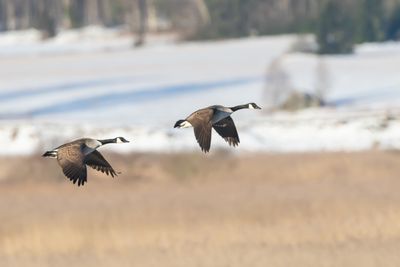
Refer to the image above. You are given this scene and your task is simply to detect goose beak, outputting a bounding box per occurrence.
[174,120,184,128]
[252,103,262,109]
[42,151,57,158]
[117,137,130,143]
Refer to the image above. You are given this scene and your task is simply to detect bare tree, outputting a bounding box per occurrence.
[193,0,210,25]
[134,0,148,47]
[36,0,59,38]
[263,54,292,110]
[85,0,100,25]
[314,56,331,105]
[98,0,113,26]
[5,0,16,30]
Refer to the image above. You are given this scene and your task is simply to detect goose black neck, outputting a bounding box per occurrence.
[98,138,116,145]
[230,104,249,112]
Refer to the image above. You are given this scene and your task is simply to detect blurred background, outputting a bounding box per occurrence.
[1,0,400,266]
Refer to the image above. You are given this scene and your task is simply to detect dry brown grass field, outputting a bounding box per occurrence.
[0,151,400,266]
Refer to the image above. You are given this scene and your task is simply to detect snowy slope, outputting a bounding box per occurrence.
[0,29,400,154]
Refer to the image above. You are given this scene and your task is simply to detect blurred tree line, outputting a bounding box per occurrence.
[1,0,400,53]
[316,0,389,54]
[0,0,209,39]
[199,0,400,54]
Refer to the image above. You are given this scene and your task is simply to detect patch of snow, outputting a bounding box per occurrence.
[0,28,43,45]
[0,32,399,154]
[1,108,400,155]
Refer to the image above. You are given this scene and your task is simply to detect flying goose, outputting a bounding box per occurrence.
[42,137,129,186]
[174,103,261,153]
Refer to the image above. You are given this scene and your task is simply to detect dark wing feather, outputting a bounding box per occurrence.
[187,108,214,153]
[57,144,87,186]
[193,122,212,153]
[212,116,240,147]
[84,150,118,178]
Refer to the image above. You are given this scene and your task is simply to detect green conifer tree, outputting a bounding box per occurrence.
[316,1,355,54]
[358,0,385,42]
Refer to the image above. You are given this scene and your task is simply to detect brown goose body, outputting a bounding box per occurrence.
[174,103,261,153]
[43,137,129,186]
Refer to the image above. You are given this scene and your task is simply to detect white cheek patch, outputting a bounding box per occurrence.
[181,121,193,128]
[116,138,122,143]
[249,104,255,109]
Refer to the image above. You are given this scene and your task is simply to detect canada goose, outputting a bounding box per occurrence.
[42,137,129,186]
[174,103,261,153]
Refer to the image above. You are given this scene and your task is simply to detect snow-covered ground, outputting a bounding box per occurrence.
[0,28,400,155]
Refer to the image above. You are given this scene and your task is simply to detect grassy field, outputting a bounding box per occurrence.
[0,151,400,266]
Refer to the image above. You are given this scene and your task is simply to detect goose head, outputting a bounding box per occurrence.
[97,137,130,146]
[115,137,130,143]
[248,103,261,109]
[174,120,192,128]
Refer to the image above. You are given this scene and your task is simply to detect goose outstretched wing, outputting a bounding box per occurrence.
[57,143,87,186]
[84,150,118,177]
[212,116,240,147]
[187,108,214,153]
